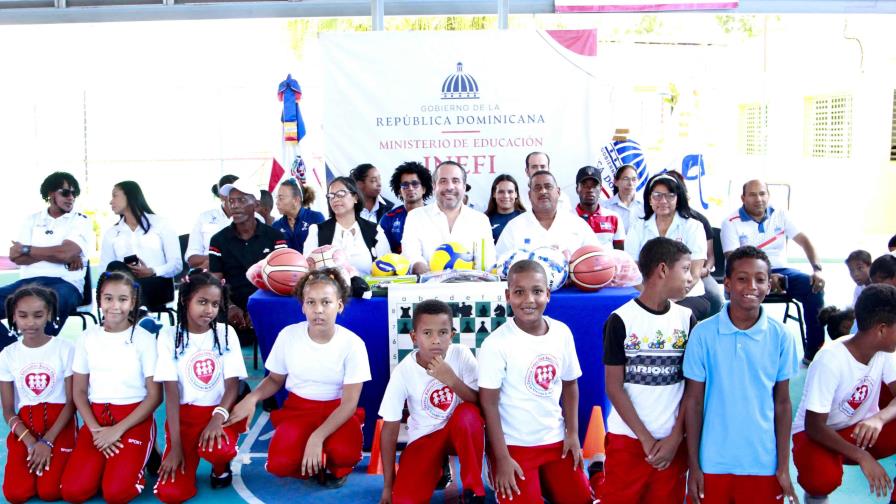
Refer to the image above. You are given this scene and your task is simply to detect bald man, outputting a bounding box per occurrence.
[518,151,573,214]
[720,180,826,362]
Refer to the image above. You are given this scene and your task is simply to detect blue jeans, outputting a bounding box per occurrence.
[0,276,82,349]
[772,267,825,361]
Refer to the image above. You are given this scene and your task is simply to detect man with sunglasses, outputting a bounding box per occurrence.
[0,172,93,348]
[380,161,433,254]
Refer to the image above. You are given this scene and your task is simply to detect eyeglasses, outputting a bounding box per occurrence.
[56,188,77,198]
[399,180,421,189]
[326,190,351,200]
[618,177,638,184]
[650,192,677,202]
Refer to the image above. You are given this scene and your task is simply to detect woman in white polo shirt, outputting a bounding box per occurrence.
[625,174,711,320]
[100,181,182,309]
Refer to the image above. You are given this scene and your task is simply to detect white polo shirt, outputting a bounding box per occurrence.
[495,210,599,258]
[154,324,248,406]
[477,317,582,447]
[304,221,391,276]
[72,325,157,405]
[401,203,496,271]
[100,213,182,278]
[624,213,707,262]
[184,206,230,261]
[601,194,645,233]
[0,338,74,410]
[378,344,479,445]
[18,209,93,291]
[720,207,799,269]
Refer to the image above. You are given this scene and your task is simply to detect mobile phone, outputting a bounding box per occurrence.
[123,254,140,266]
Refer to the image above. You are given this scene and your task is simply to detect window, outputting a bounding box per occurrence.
[804,94,853,159]
[738,103,768,156]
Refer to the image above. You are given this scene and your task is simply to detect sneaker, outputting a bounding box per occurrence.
[435,457,452,489]
[461,489,486,503]
[210,466,233,489]
[321,470,349,489]
[803,493,829,504]
[262,396,279,412]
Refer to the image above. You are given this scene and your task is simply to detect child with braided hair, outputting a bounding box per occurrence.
[60,271,162,504]
[153,270,248,502]
[227,267,371,488]
[0,284,76,503]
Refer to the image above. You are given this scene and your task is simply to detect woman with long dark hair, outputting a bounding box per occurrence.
[485,174,526,243]
[303,177,390,276]
[100,180,181,309]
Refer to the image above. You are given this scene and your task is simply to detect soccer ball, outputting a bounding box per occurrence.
[502,246,569,292]
[371,253,411,277]
[429,242,474,272]
[492,248,529,279]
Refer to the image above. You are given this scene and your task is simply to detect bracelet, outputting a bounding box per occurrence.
[37,438,54,450]
[9,419,21,434]
[212,407,230,422]
[16,429,29,442]
[7,415,20,428]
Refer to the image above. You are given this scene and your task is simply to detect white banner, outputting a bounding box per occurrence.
[555,0,738,13]
[321,31,610,208]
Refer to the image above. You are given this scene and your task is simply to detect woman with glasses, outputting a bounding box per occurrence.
[485,174,526,243]
[601,165,645,233]
[304,177,390,276]
[100,180,182,310]
[625,174,712,320]
[380,162,433,254]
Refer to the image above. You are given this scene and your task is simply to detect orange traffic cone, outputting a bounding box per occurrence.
[582,406,606,460]
[368,419,385,475]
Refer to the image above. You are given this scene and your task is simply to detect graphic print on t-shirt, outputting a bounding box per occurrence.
[623,329,686,386]
[839,376,874,417]
[422,379,456,420]
[21,362,56,399]
[525,354,559,397]
[187,351,221,391]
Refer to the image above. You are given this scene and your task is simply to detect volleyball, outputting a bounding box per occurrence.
[261,248,310,296]
[371,253,411,277]
[569,245,616,292]
[429,242,474,272]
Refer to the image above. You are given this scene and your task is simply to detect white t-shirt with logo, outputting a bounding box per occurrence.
[720,207,800,270]
[154,324,248,406]
[265,322,371,401]
[378,344,479,445]
[477,317,582,447]
[792,336,896,434]
[72,325,157,404]
[0,338,75,410]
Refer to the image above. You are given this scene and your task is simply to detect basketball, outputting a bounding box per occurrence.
[569,245,617,292]
[261,248,310,296]
[372,253,411,276]
[307,245,350,270]
[429,242,474,272]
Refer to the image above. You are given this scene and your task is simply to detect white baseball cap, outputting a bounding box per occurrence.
[218,180,260,199]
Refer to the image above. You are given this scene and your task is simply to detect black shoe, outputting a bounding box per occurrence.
[262,396,279,412]
[321,470,349,489]
[588,460,604,478]
[435,457,452,489]
[210,466,233,489]
[462,489,486,503]
[146,446,162,477]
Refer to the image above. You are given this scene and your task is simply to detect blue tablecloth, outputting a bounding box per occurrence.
[248,285,638,448]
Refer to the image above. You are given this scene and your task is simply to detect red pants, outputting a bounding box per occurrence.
[392,402,486,503]
[488,441,594,504]
[60,402,155,504]
[154,404,248,504]
[688,474,783,504]
[595,432,688,504]
[266,393,364,479]
[3,403,76,504]
[793,421,896,496]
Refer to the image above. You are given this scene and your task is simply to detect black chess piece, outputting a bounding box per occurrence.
[478,304,488,317]
[493,305,506,317]
[462,320,474,333]
[449,303,461,317]
[459,302,473,318]
[476,321,489,337]
[400,306,412,319]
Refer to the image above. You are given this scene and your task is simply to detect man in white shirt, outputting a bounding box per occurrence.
[518,152,573,214]
[496,171,599,258]
[351,163,393,224]
[1,172,93,347]
[401,161,496,274]
[720,179,826,361]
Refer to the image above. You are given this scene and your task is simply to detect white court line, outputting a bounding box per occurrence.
[232,412,270,504]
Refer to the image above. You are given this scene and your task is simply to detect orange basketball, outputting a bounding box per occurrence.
[569,245,616,292]
[261,248,309,296]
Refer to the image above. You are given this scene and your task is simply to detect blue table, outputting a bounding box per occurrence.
[248,285,638,448]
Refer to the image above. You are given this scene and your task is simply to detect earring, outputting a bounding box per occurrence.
[51,318,60,330]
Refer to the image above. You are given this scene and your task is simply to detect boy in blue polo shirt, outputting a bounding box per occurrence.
[683,245,800,504]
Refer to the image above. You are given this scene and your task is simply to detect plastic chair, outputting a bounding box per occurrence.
[70,263,98,330]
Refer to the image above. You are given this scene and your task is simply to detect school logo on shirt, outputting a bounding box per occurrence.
[421,380,456,420]
[187,351,221,391]
[21,363,56,398]
[525,354,560,397]
[839,376,874,417]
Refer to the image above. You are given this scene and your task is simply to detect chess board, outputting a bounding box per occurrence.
[387,282,510,369]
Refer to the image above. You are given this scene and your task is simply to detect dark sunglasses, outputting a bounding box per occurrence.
[56,188,77,198]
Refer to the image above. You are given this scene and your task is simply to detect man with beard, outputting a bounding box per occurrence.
[379,162,433,254]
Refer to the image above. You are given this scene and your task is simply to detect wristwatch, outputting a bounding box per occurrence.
[811,263,823,272]
[21,245,32,256]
